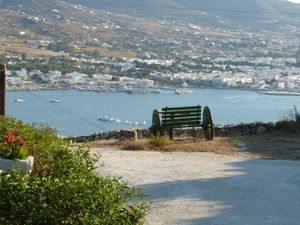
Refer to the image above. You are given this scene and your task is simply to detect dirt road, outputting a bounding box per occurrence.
[94,148,300,225]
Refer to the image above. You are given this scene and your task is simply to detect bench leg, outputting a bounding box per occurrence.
[193,127,195,141]
[169,129,174,140]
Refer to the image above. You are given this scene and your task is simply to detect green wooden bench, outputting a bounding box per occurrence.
[150,105,213,140]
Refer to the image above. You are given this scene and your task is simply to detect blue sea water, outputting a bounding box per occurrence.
[6,88,300,136]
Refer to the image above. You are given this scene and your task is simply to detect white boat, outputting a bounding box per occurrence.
[50,99,60,103]
[99,116,114,122]
[50,88,60,103]
[175,89,193,94]
[14,98,24,102]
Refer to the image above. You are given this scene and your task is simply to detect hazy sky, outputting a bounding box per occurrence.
[287,0,300,3]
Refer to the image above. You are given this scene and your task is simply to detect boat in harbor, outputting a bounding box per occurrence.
[14,98,24,102]
[50,88,60,103]
[99,116,114,122]
[50,98,60,103]
[175,89,193,94]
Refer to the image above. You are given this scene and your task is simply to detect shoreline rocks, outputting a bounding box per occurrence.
[72,122,275,142]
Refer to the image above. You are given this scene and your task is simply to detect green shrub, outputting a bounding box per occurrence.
[0,116,148,225]
[275,106,300,132]
[0,116,67,176]
[149,134,170,148]
[275,120,292,130]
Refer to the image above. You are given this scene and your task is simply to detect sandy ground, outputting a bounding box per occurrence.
[94,147,300,225]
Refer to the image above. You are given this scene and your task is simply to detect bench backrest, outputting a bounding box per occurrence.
[160,105,201,129]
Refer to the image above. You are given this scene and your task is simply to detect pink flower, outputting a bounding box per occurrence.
[1,127,29,159]
[4,133,15,144]
[11,127,18,133]
[17,136,26,147]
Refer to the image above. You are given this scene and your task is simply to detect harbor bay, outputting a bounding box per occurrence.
[6,88,300,136]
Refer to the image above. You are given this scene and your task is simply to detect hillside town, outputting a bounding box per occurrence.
[4,50,300,94]
[1,2,300,94]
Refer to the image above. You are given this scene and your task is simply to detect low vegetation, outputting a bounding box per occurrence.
[0,116,148,225]
[275,105,300,132]
[91,136,244,156]
[148,134,170,148]
[130,138,240,155]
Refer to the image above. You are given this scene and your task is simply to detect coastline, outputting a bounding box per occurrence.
[257,90,300,96]
[7,85,300,96]
[4,85,260,94]
[72,122,275,142]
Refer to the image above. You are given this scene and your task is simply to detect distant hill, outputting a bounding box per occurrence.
[0,0,299,43]
[1,0,299,59]
[0,0,113,41]
[65,0,300,29]
[64,0,185,18]
[2,0,300,30]
[1,0,64,13]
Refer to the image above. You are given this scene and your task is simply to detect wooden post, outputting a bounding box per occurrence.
[133,129,138,142]
[169,128,174,140]
[193,126,195,141]
[0,64,6,116]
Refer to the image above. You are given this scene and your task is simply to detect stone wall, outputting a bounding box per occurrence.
[214,122,275,137]
[73,122,275,142]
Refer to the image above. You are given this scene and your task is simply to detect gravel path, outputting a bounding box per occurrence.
[94,148,300,225]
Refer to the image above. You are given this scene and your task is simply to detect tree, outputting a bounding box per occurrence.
[47,41,73,53]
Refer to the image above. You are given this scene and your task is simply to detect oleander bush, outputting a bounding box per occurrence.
[0,127,29,159]
[0,116,148,225]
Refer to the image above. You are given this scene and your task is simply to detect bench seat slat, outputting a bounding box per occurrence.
[162,117,200,124]
[163,119,200,124]
[162,109,200,113]
[161,111,200,116]
[163,124,200,129]
[162,106,201,111]
[162,113,201,119]
[163,121,201,127]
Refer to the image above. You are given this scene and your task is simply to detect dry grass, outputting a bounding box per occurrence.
[238,130,300,160]
[0,46,68,57]
[89,137,263,158]
[138,21,166,31]
[89,140,121,148]
[0,40,68,57]
[97,48,136,58]
[80,46,136,58]
[123,137,239,154]
[89,130,300,160]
